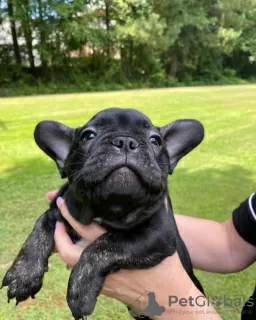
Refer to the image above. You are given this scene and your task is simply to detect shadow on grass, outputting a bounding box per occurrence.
[0,157,60,230]
[2,157,57,177]
[170,164,256,220]
[0,120,7,130]
[0,157,60,196]
[0,157,62,264]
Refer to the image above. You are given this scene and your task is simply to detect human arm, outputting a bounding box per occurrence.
[175,193,256,273]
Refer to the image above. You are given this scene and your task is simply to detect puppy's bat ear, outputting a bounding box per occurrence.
[34,121,75,178]
[160,120,204,174]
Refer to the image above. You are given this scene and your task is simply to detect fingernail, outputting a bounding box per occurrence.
[56,197,64,208]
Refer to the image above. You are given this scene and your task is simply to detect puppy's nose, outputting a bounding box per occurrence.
[111,136,139,151]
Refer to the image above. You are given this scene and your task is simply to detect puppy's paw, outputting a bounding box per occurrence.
[1,256,47,304]
[67,263,103,319]
[67,290,96,320]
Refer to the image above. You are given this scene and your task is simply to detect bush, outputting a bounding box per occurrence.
[0,58,254,97]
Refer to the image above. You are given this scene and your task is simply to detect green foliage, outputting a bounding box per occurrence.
[0,0,256,94]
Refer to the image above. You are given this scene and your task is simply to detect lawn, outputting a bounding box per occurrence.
[0,85,256,320]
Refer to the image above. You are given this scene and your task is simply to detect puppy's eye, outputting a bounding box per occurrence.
[150,135,161,146]
[81,130,96,141]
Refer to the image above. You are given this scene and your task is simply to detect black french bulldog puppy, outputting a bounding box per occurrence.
[2,108,204,319]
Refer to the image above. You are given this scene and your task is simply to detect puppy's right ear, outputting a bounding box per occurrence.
[34,121,75,178]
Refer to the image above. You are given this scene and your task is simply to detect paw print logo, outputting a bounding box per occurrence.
[211,296,222,307]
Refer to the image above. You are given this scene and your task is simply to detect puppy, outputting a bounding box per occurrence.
[2,108,204,319]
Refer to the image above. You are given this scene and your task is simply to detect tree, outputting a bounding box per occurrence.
[0,0,255,88]
[15,0,35,69]
[7,0,21,64]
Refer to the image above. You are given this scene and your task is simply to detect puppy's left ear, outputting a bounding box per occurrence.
[34,121,75,178]
[160,120,204,173]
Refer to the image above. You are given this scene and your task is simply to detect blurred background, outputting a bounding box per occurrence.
[0,0,256,96]
[0,1,256,320]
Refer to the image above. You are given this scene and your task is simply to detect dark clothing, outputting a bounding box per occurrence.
[232,193,256,319]
[233,193,256,246]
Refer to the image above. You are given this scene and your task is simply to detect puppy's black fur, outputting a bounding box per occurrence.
[2,108,204,319]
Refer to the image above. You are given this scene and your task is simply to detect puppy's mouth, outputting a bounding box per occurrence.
[100,165,143,194]
[91,165,147,218]
[107,164,141,180]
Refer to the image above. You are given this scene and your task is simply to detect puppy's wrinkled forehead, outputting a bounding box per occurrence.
[85,108,153,132]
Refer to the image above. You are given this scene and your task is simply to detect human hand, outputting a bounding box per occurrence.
[47,191,217,319]
[46,190,105,268]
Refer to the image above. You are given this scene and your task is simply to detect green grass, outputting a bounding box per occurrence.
[0,85,256,320]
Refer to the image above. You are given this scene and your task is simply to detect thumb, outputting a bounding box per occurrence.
[56,197,106,242]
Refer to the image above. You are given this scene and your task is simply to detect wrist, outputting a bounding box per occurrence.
[152,280,222,320]
[103,253,189,315]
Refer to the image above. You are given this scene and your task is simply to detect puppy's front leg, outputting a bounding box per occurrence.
[2,208,58,304]
[67,229,174,319]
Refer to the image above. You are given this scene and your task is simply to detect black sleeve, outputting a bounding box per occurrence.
[232,193,256,246]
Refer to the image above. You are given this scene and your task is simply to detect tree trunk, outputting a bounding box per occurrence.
[7,0,21,65]
[18,0,35,70]
[170,53,178,77]
[128,39,133,78]
[165,50,179,77]
[104,0,110,58]
[38,0,47,67]
[24,23,35,70]
[120,46,126,79]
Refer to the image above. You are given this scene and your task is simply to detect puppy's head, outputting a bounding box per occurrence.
[35,108,204,225]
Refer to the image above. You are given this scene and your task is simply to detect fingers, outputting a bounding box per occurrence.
[56,197,106,242]
[48,191,105,268]
[46,190,59,201]
[54,222,83,267]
